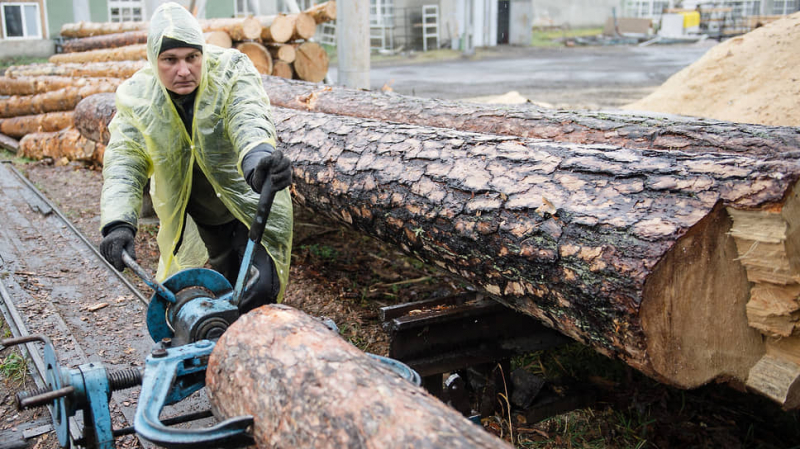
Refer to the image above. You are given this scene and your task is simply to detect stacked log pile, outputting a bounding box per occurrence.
[0,2,335,163]
[74,79,800,412]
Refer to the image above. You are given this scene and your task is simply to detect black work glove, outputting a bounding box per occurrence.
[100,224,136,272]
[244,148,292,193]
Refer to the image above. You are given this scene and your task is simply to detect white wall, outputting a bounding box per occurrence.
[530,0,620,28]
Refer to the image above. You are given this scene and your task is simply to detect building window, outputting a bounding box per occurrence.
[108,0,144,22]
[235,0,259,17]
[772,0,799,14]
[622,1,670,19]
[2,2,41,39]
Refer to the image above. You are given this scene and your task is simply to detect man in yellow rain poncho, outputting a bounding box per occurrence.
[99,2,293,313]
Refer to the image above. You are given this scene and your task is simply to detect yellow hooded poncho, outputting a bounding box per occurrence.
[100,2,293,300]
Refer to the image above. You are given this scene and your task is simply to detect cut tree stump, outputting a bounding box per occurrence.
[259,76,800,156]
[236,43,273,76]
[3,61,146,79]
[0,111,74,138]
[73,93,800,409]
[306,0,337,24]
[207,305,512,449]
[49,44,147,64]
[293,42,329,83]
[61,30,148,53]
[0,76,122,96]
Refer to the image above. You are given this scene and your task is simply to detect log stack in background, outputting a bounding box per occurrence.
[0,2,335,162]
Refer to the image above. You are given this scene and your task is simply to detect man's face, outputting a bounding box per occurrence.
[157,47,202,95]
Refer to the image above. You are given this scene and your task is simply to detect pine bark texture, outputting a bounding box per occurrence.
[61,30,148,53]
[0,81,120,118]
[73,93,116,145]
[60,21,149,38]
[0,111,74,138]
[49,44,148,64]
[293,42,329,83]
[0,76,121,96]
[3,61,145,79]
[306,1,337,24]
[260,77,800,156]
[19,127,104,162]
[72,92,800,392]
[207,305,512,449]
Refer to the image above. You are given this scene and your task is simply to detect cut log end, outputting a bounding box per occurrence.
[293,42,329,83]
[236,42,273,76]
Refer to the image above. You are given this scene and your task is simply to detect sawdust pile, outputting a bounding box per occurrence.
[623,12,800,126]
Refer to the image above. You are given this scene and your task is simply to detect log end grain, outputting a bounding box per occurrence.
[204,31,233,49]
[271,60,294,79]
[293,42,329,83]
[236,42,273,76]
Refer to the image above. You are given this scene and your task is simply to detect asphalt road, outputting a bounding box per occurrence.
[329,42,716,108]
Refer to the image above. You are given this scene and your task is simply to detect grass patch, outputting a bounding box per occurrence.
[0,56,49,73]
[0,353,28,385]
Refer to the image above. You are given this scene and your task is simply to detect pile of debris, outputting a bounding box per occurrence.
[624,11,800,127]
[0,1,335,162]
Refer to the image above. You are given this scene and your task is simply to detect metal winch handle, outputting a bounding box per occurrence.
[232,179,276,306]
[122,250,177,304]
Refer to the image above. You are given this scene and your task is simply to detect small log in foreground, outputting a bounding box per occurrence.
[260,76,800,157]
[19,127,104,162]
[207,305,512,448]
[61,30,148,53]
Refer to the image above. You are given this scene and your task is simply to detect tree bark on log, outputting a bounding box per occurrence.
[0,82,120,119]
[73,93,116,145]
[305,1,337,24]
[0,111,74,138]
[204,31,233,48]
[73,94,800,407]
[0,76,123,96]
[207,305,512,448]
[61,30,148,53]
[3,61,145,79]
[19,127,104,162]
[60,21,149,38]
[256,15,294,43]
[236,42,273,76]
[259,77,800,157]
[0,132,19,154]
[265,43,296,63]
[293,42,329,83]
[49,44,147,64]
[271,60,294,79]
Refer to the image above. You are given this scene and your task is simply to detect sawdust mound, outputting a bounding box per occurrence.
[623,12,800,126]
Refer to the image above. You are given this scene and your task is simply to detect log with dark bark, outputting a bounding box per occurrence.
[259,76,800,157]
[293,42,329,83]
[207,305,512,448]
[3,61,145,79]
[49,44,147,64]
[0,82,120,118]
[0,111,74,138]
[305,0,337,24]
[61,30,148,53]
[0,76,123,96]
[73,93,800,409]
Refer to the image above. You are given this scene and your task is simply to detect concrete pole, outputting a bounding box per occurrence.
[337,0,370,89]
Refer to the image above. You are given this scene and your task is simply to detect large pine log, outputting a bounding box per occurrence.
[61,30,148,53]
[73,93,116,145]
[73,94,800,407]
[207,305,512,448]
[305,1,337,24]
[200,17,262,41]
[293,42,329,83]
[19,127,104,162]
[60,21,148,38]
[235,42,273,76]
[256,15,294,43]
[49,44,147,64]
[259,77,800,157]
[0,76,122,96]
[0,82,119,118]
[3,61,145,79]
[0,111,74,138]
